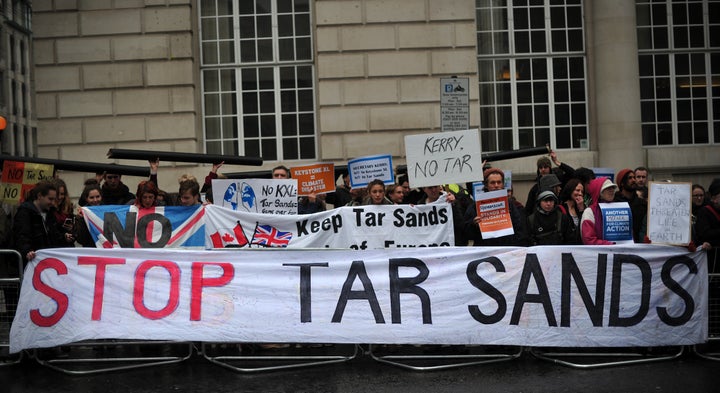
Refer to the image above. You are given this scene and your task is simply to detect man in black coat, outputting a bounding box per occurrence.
[101,172,135,205]
[13,180,72,266]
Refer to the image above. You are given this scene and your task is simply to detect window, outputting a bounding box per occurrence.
[199,0,316,161]
[637,0,719,146]
[476,0,588,152]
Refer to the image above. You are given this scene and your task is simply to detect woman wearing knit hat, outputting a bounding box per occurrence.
[580,177,619,245]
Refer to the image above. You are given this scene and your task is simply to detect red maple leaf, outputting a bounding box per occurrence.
[221,232,235,242]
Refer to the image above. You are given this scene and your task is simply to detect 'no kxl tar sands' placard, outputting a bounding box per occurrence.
[212,179,298,215]
[404,129,482,188]
[1,160,54,204]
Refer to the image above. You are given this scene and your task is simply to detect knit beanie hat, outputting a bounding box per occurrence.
[483,167,504,182]
[616,168,633,186]
[539,174,561,190]
[537,190,558,203]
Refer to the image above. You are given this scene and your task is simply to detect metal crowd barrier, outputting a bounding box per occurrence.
[693,271,720,360]
[528,346,684,369]
[367,344,523,371]
[0,249,23,367]
[32,340,194,375]
[199,342,359,373]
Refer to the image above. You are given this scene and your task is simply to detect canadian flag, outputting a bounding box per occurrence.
[209,221,248,248]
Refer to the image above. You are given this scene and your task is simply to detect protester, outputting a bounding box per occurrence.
[178,178,202,206]
[325,171,353,208]
[634,166,650,189]
[101,171,135,205]
[615,168,646,242]
[385,184,405,204]
[75,183,103,248]
[398,174,423,204]
[134,180,159,209]
[464,167,528,247]
[51,178,76,247]
[362,179,393,205]
[272,165,290,179]
[526,190,578,245]
[507,187,524,211]
[13,180,70,265]
[691,184,708,245]
[558,178,586,244]
[524,150,576,215]
[695,179,720,273]
[580,177,618,245]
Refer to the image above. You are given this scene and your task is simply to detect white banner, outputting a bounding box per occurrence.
[10,245,707,353]
[204,204,455,249]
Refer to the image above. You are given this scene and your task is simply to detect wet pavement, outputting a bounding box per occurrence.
[1,344,718,392]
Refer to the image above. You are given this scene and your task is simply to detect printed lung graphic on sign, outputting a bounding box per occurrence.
[222,183,238,210]
[240,182,257,212]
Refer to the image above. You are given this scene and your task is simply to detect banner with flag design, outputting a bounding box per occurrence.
[81,205,206,248]
[203,204,454,249]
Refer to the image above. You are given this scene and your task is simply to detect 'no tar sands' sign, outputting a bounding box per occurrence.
[404,129,482,188]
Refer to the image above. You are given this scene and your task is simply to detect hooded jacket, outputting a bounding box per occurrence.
[580,177,616,245]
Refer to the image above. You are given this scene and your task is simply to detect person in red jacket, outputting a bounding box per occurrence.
[580,177,618,245]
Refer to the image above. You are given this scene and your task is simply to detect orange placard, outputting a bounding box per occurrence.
[476,193,514,238]
[291,163,336,196]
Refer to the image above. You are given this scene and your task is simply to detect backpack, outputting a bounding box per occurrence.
[528,211,564,245]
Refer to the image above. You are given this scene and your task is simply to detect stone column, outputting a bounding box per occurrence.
[589,0,643,170]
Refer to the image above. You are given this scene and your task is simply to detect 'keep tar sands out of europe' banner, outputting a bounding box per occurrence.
[1,161,54,204]
[203,204,454,249]
[212,179,298,215]
[9,245,707,353]
[81,205,206,248]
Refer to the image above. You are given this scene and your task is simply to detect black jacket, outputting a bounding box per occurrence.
[13,201,65,265]
[101,182,135,205]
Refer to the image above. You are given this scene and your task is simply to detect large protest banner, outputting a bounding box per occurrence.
[647,182,691,245]
[204,204,454,249]
[404,129,482,188]
[10,245,707,353]
[81,205,206,248]
[1,160,54,204]
[212,179,298,214]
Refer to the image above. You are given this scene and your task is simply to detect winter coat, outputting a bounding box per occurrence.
[13,201,65,265]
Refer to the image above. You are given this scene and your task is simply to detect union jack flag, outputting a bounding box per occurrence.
[251,224,293,247]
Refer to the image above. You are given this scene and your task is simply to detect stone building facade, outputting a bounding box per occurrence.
[3,0,718,204]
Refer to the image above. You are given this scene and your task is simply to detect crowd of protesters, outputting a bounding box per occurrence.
[1,154,718,265]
